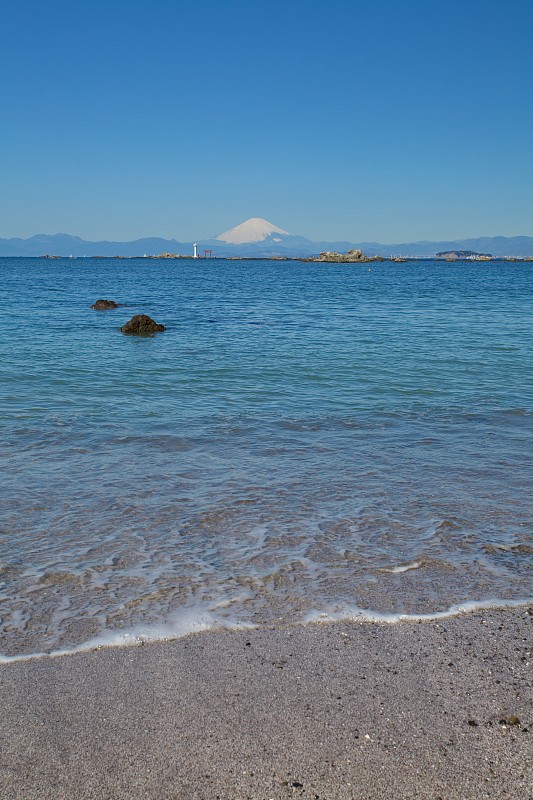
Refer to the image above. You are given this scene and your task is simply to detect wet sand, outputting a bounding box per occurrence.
[0,607,531,799]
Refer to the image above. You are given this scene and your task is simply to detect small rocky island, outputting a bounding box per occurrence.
[306,249,383,263]
[436,250,493,260]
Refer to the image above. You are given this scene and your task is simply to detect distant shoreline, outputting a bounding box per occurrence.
[2,254,533,262]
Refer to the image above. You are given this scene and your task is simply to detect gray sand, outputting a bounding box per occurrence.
[0,607,531,799]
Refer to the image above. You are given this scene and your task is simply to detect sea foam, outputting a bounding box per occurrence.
[1,597,530,665]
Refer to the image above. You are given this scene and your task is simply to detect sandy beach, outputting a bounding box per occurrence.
[0,606,531,799]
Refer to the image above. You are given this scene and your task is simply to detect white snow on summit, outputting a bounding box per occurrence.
[216,217,291,244]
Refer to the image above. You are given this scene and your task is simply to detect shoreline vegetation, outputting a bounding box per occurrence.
[0,606,531,799]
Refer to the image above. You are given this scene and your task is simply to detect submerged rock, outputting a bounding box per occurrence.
[91,299,119,310]
[121,314,165,335]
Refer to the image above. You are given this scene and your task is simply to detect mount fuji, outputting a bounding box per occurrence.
[215,217,291,244]
[205,217,313,255]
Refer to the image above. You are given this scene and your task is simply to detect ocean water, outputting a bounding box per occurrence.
[1,257,532,659]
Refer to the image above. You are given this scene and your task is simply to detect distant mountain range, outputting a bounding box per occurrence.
[2,218,533,257]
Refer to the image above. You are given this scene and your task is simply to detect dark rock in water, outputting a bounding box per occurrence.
[91,299,119,310]
[121,314,165,335]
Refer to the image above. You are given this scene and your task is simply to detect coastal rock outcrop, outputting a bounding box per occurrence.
[121,314,165,335]
[91,299,119,310]
[308,249,383,263]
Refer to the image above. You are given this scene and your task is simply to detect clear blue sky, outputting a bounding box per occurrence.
[1,0,532,243]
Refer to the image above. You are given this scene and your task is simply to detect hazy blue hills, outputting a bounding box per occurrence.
[360,236,533,258]
[1,226,533,258]
[0,234,190,258]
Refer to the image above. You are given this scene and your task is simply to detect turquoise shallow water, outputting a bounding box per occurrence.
[1,257,532,657]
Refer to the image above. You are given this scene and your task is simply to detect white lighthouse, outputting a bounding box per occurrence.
[193,243,198,258]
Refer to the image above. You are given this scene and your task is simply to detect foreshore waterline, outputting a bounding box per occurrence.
[1,597,532,664]
[1,605,530,799]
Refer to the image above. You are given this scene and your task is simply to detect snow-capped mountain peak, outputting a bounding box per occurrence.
[216,217,291,244]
